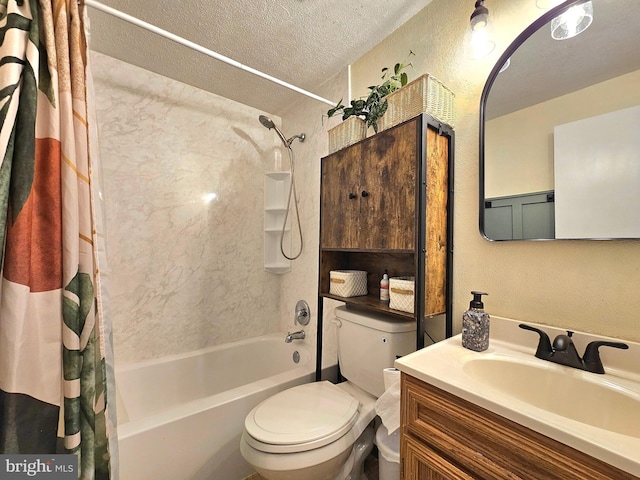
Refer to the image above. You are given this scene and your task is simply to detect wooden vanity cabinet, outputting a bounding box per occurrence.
[400,373,636,480]
[318,114,453,345]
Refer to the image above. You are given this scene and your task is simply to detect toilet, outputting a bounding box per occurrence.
[240,306,416,480]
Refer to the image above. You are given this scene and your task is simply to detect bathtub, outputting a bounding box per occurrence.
[115,333,315,480]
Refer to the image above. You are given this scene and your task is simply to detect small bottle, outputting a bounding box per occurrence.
[380,271,390,302]
[462,291,490,352]
[273,149,282,171]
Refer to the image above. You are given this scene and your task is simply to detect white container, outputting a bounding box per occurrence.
[378,73,455,132]
[328,116,367,153]
[329,270,368,297]
[376,424,400,480]
[389,276,415,313]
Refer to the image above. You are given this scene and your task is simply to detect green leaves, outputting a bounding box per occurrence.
[327,99,344,118]
[367,98,388,133]
[383,50,414,90]
[326,50,415,133]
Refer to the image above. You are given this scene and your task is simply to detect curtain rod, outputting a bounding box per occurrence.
[84,0,336,107]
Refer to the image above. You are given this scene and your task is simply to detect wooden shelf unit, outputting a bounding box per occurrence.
[316,114,454,373]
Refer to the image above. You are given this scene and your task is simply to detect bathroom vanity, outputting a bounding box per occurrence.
[400,375,635,479]
[395,317,640,479]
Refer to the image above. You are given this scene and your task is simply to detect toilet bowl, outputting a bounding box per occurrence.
[240,306,416,480]
[240,381,377,480]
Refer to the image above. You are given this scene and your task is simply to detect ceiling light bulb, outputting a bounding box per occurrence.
[469,0,495,58]
[551,1,594,40]
[470,0,489,30]
[471,28,495,58]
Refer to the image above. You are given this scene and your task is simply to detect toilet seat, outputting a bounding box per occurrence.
[244,381,360,454]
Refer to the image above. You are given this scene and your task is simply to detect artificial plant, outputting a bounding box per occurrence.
[327,51,414,133]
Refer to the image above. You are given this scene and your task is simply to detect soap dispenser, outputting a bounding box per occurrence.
[462,291,490,352]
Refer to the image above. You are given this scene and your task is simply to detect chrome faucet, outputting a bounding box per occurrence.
[285,330,305,343]
[519,324,628,374]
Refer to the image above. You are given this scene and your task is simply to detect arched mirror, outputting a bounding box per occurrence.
[480,0,640,240]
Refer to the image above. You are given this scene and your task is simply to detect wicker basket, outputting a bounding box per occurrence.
[389,276,415,313]
[328,116,367,154]
[329,270,368,297]
[378,74,455,132]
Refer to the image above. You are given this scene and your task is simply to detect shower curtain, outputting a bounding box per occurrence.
[0,0,117,478]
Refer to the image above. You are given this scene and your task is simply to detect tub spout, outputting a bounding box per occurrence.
[285,330,305,343]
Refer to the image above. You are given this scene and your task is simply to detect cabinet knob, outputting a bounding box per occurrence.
[361,190,369,198]
[348,193,357,200]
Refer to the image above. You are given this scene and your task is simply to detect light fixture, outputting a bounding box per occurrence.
[469,0,495,58]
[550,1,594,40]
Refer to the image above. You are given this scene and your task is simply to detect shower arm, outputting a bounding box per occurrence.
[286,134,306,147]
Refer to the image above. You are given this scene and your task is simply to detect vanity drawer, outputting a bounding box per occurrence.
[400,373,636,480]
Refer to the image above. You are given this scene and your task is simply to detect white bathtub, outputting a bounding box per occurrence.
[115,333,314,480]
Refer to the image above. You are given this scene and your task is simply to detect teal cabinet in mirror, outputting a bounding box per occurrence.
[480,0,640,241]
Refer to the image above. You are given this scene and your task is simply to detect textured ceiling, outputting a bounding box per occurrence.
[86,0,434,116]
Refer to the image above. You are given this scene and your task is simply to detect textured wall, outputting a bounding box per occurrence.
[92,52,284,363]
[349,0,640,342]
[276,72,348,370]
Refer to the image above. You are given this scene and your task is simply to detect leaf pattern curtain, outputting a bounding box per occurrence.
[0,0,117,478]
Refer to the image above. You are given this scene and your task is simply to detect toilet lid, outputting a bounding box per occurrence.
[244,381,360,453]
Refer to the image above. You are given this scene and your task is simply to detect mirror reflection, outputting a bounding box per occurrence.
[481,0,640,240]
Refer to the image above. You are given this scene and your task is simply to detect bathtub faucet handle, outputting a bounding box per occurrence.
[295,300,311,326]
[285,330,305,343]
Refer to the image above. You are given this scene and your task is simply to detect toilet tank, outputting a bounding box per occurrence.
[335,306,416,398]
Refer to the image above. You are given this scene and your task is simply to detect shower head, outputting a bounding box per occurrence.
[259,115,276,130]
[258,115,305,148]
[259,115,289,147]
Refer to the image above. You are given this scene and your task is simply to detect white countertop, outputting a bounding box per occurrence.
[395,316,640,477]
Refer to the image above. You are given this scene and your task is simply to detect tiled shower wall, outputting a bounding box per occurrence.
[91,52,285,363]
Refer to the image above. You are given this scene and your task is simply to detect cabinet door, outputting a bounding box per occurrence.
[359,119,417,250]
[402,435,474,480]
[320,143,361,248]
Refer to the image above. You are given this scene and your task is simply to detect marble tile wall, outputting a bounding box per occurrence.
[276,75,347,372]
[91,52,285,364]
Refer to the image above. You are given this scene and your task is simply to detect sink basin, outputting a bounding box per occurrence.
[463,356,640,438]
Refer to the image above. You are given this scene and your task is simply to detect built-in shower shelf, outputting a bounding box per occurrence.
[264,171,291,274]
[264,264,291,275]
[265,207,288,212]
